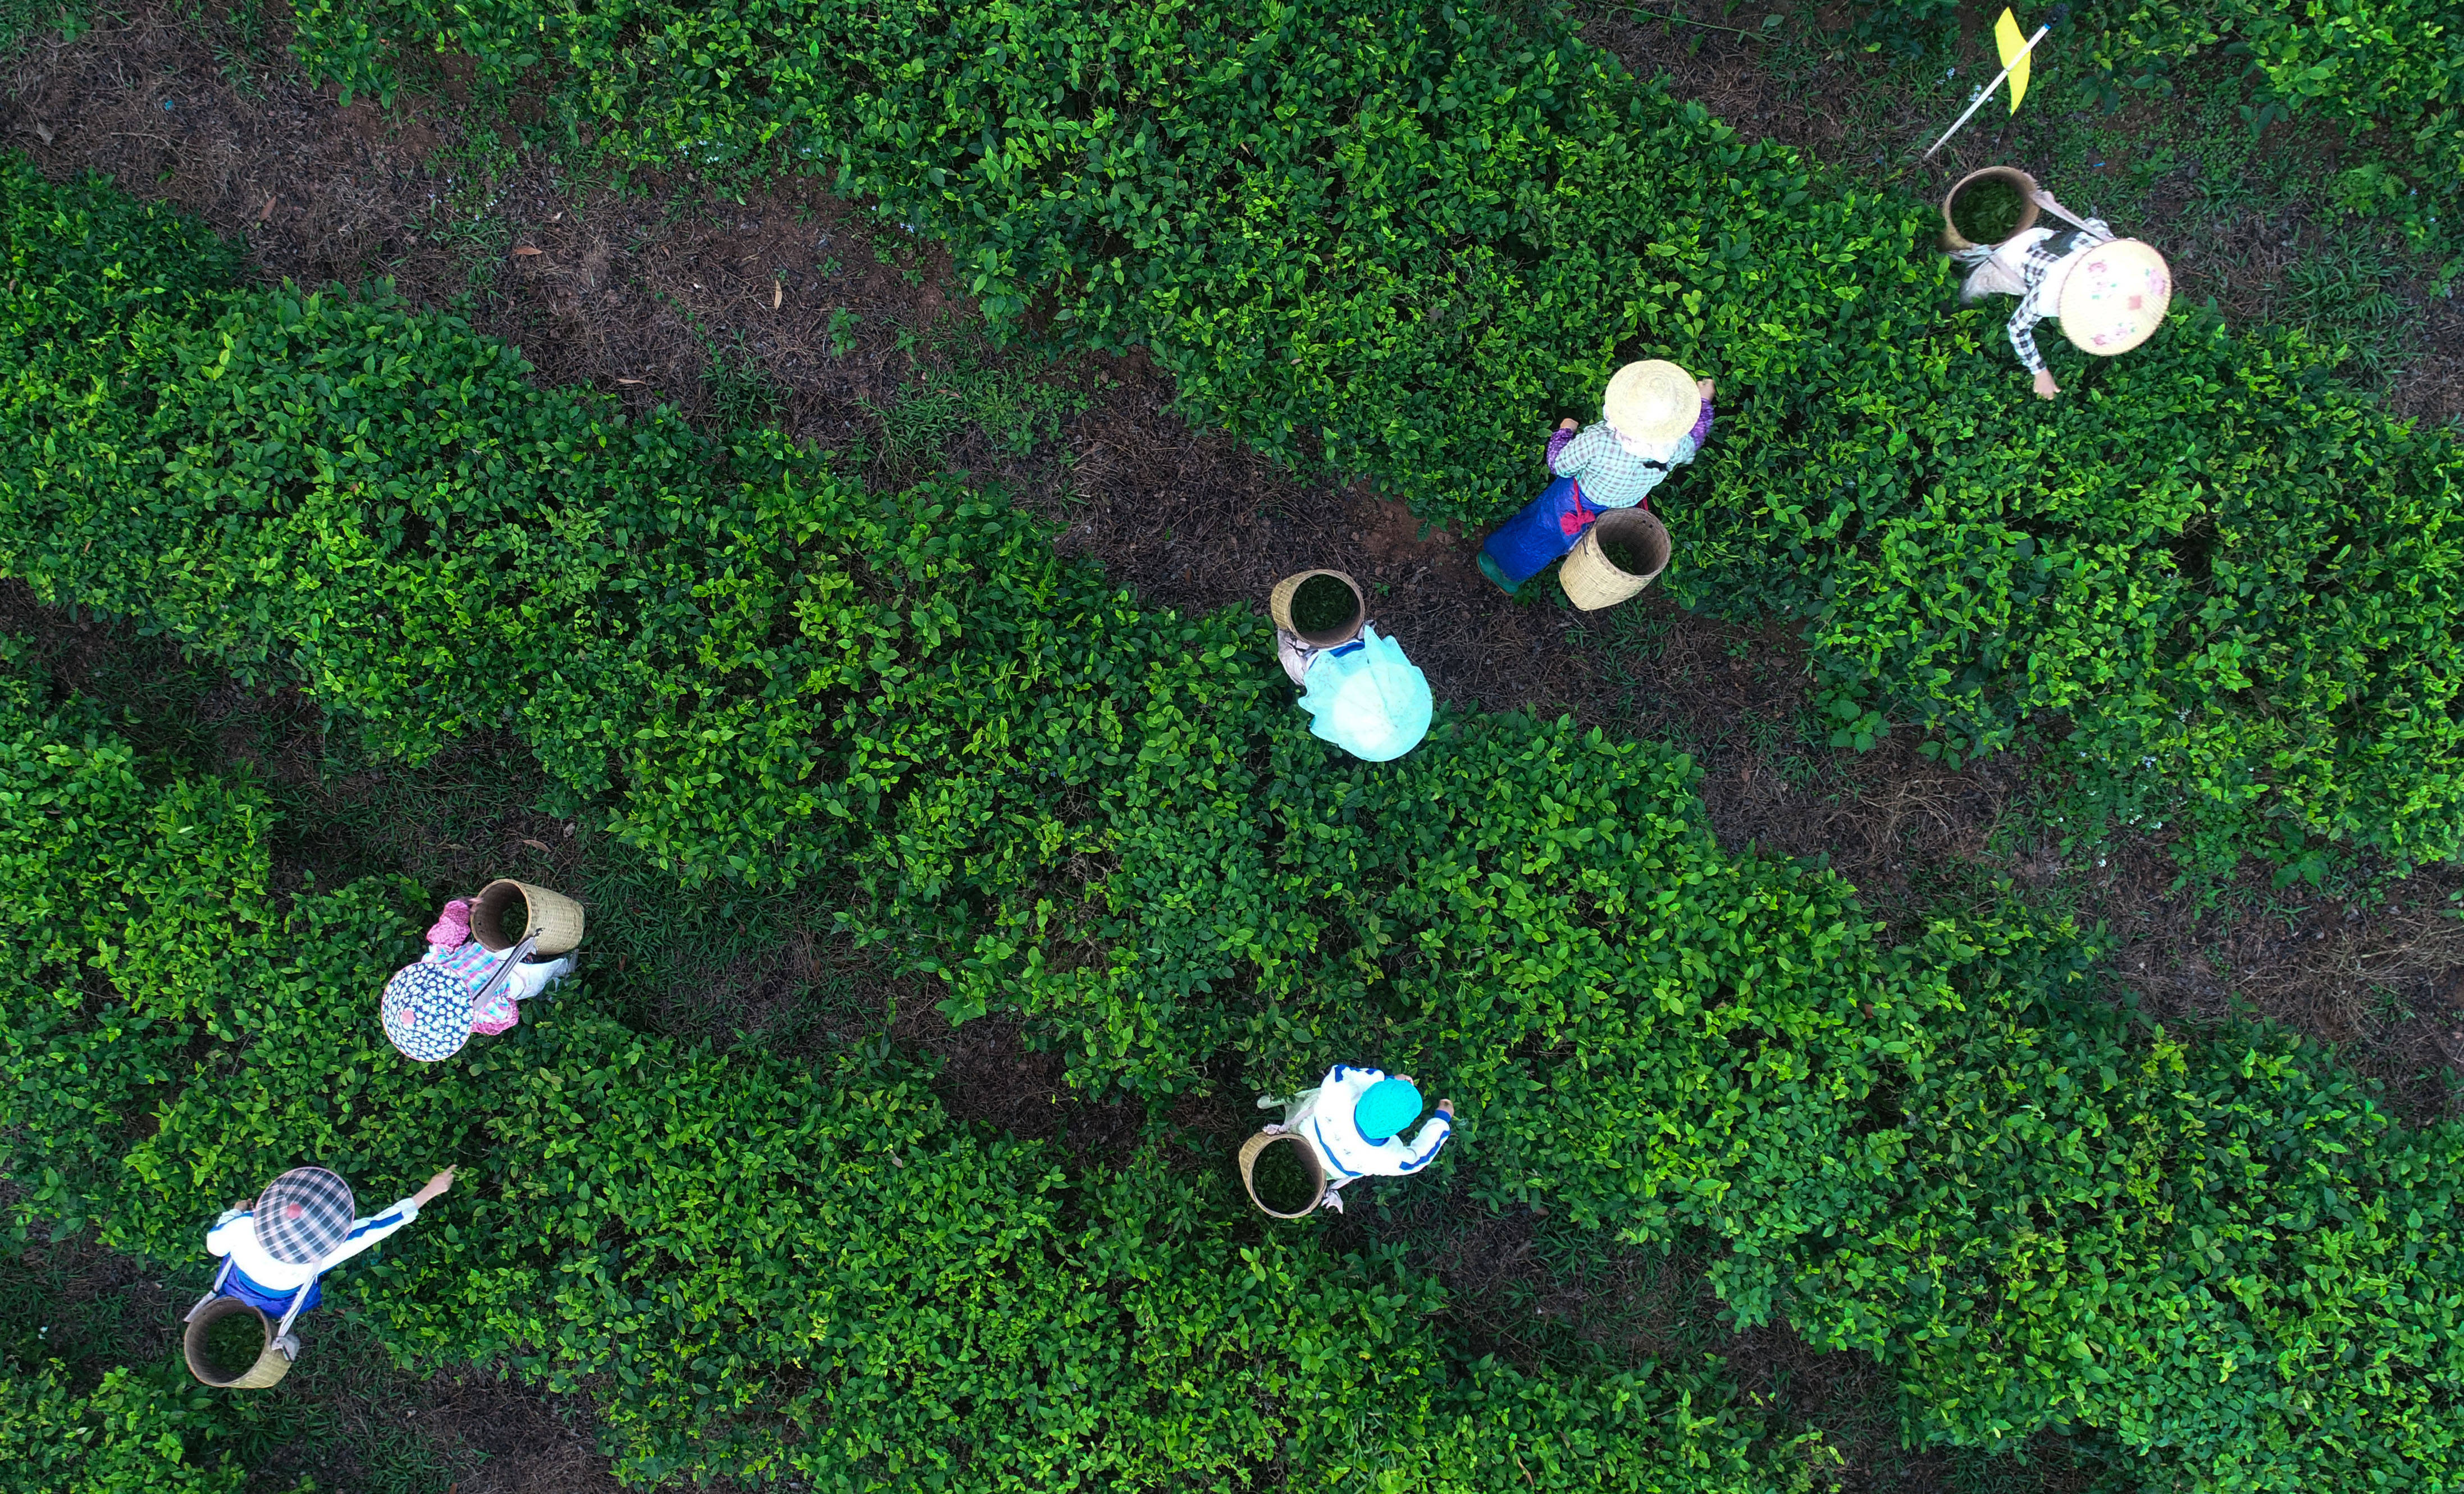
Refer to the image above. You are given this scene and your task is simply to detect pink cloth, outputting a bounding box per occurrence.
[425,899,473,950]
[470,986,521,1035]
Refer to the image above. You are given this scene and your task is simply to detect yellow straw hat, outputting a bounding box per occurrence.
[2058,239,2172,357]
[1600,360,1701,444]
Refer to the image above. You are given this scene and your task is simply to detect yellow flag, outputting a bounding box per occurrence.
[1995,8,2032,114]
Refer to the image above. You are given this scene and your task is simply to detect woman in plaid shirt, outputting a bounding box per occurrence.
[193,1164,455,1351]
[1952,188,2171,398]
[1477,359,1715,595]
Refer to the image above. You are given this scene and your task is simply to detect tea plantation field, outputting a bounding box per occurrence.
[6,0,2464,1489]
[275,0,2464,881]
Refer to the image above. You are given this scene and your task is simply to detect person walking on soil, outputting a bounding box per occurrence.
[1257,1064,1454,1212]
[1479,359,1714,596]
[194,1165,457,1349]
[1951,187,2172,398]
[380,896,578,1062]
[1275,624,1434,762]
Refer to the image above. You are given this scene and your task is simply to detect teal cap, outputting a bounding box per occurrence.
[1297,624,1432,762]
[1353,1077,1424,1141]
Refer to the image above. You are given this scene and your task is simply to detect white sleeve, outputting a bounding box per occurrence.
[206,1211,251,1258]
[317,1198,422,1268]
[1392,1116,1452,1174]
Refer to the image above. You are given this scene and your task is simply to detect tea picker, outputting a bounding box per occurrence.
[1945,171,2172,399]
[1477,360,1712,596]
[381,879,586,1062]
[184,1164,455,1387]
[1921,8,2172,398]
[1247,1064,1455,1216]
[1269,570,1434,763]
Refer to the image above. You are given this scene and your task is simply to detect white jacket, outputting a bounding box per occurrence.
[207,1197,423,1291]
[1289,1064,1451,1182]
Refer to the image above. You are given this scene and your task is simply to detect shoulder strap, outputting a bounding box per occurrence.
[275,1273,317,1339]
[184,1255,236,1323]
[466,931,541,1009]
[2032,190,2095,232]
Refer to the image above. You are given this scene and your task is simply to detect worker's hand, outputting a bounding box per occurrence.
[413,1166,457,1206]
[1555,418,1577,431]
[2033,369,2060,400]
[1696,378,1715,400]
[1437,1099,1456,1118]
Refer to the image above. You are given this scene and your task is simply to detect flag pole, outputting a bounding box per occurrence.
[1923,24,2050,159]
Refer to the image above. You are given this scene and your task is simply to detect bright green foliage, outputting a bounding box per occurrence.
[258,3,2464,872]
[11,159,2464,1490]
[1787,927,2464,1486]
[0,1365,247,1494]
[0,668,1801,1490]
[0,160,1271,892]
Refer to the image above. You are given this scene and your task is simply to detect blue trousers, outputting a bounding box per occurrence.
[1479,477,1598,593]
[221,1261,323,1318]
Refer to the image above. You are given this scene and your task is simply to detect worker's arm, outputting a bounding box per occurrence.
[425,898,473,952]
[1546,419,1580,470]
[320,1169,455,1268]
[2009,307,2060,398]
[1390,1100,1456,1174]
[317,1200,422,1267]
[1550,424,1610,478]
[2007,304,2048,377]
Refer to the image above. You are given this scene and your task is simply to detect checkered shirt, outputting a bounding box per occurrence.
[2006,221,2115,374]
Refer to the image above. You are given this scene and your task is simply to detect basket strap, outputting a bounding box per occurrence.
[467,932,540,1011]
[2031,189,2095,232]
[274,1273,317,1340]
[184,1257,236,1322]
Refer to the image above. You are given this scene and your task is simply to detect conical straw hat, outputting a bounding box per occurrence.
[1600,360,1700,444]
[2058,239,2171,357]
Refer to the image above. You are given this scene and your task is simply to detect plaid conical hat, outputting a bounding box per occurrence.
[255,1166,355,1265]
[382,962,472,1062]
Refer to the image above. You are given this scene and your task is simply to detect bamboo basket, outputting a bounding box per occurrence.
[1940,165,2041,252]
[1238,1131,1327,1219]
[472,879,587,956]
[1268,570,1366,648]
[1559,509,1670,612]
[183,1297,294,1390]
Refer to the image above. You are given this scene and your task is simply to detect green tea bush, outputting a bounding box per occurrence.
[12,159,2464,1489]
[1,159,1276,892]
[1785,925,2464,1486]
[0,665,1806,1490]
[257,2,2464,874]
[0,1364,248,1494]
